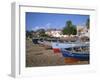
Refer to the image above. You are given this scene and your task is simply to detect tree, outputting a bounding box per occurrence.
[62,20,77,35]
[36,29,45,34]
[62,27,68,35]
[26,30,34,39]
[71,25,77,35]
[86,18,90,29]
[36,29,49,37]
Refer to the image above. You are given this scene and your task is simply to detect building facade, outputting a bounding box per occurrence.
[77,25,89,37]
[45,25,89,38]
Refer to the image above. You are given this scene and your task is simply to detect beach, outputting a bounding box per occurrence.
[26,39,89,67]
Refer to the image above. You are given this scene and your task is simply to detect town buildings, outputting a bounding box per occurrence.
[77,25,89,37]
[45,25,89,38]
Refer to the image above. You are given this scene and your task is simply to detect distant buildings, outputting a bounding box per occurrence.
[45,29,62,37]
[77,25,89,37]
[45,25,89,38]
[45,29,69,38]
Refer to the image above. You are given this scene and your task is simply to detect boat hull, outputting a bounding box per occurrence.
[52,42,89,53]
[61,50,89,61]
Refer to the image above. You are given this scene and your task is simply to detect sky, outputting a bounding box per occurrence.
[26,12,89,31]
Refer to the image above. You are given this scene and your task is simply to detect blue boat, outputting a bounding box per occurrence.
[52,42,89,61]
[61,48,89,61]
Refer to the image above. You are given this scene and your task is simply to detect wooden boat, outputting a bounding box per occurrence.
[38,39,52,49]
[51,42,89,62]
[61,47,89,61]
[51,42,89,53]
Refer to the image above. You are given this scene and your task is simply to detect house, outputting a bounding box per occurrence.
[45,29,62,37]
[77,25,89,37]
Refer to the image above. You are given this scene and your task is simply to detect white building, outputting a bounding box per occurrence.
[45,29,70,38]
[77,25,89,37]
[45,29,62,37]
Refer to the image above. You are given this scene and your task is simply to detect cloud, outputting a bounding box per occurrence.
[45,23,51,29]
[32,26,46,31]
[32,26,40,31]
[32,23,52,31]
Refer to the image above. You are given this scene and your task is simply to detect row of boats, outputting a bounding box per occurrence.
[32,38,89,61]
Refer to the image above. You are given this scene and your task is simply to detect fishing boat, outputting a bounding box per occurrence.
[52,41,89,61]
[32,38,39,44]
[61,46,89,61]
[38,40,52,49]
[52,41,89,53]
[38,39,57,49]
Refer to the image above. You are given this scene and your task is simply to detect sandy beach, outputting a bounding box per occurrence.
[26,39,89,67]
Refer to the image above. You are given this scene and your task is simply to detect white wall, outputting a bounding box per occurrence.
[0,0,100,80]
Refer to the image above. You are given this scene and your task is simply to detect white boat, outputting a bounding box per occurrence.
[52,42,89,52]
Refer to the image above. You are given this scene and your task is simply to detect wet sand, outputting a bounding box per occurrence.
[26,39,89,67]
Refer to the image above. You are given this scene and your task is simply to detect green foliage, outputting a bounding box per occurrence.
[86,18,90,29]
[62,20,77,35]
[36,29,48,37]
[26,30,34,39]
[40,34,50,37]
[26,29,51,39]
[71,25,77,35]
[66,21,72,27]
[37,29,45,34]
